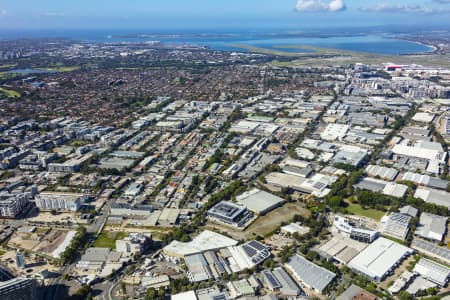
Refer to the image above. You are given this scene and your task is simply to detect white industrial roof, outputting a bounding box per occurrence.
[171,290,197,300]
[414,188,450,208]
[392,144,446,163]
[413,258,450,286]
[163,230,238,258]
[412,112,435,123]
[415,213,447,242]
[348,237,413,280]
[236,188,285,214]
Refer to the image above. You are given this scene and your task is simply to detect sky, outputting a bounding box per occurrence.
[1,0,450,31]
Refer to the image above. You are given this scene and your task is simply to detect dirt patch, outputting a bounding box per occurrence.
[244,202,310,238]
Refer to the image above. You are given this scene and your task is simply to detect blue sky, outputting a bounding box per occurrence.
[1,0,450,30]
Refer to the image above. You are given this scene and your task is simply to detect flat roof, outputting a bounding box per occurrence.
[414,258,450,286]
[171,291,197,300]
[348,237,413,280]
[236,188,285,214]
[163,230,238,258]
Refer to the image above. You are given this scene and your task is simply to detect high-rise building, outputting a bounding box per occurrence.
[0,277,37,300]
[15,252,26,269]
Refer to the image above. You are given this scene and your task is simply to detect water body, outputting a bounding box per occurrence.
[0,29,434,55]
[6,68,54,74]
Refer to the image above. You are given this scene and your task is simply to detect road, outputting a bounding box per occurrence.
[88,197,115,234]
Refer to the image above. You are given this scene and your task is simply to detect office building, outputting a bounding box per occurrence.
[35,192,86,212]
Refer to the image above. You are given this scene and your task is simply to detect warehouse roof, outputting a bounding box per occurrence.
[348,237,413,281]
[415,213,447,242]
[414,188,450,208]
[285,254,336,293]
[163,230,238,258]
[366,165,399,181]
[413,258,450,286]
[236,188,285,214]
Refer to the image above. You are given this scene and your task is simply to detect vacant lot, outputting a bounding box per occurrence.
[345,203,385,221]
[94,231,128,249]
[244,202,310,238]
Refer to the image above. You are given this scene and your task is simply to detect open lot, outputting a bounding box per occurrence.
[94,231,128,249]
[244,202,310,238]
[345,202,385,221]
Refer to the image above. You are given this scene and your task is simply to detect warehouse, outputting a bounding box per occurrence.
[365,165,399,181]
[354,178,408,198]
[414,188,450,208]
[348,237,414,282]
[163,230,238,259]
[380,213,411,241]
[236,188,285,215]
[285,254,336,294]
[415,213,448,242]
[413,258,450,287]
[402,172,449,190]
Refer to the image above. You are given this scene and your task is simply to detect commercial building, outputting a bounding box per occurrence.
[227,240,271,272]
[185,253,213,282]
[365,164,399,181]
[317,235,367,265]
[236,188,285,215]
[411,239,450,265]
[35,192,86,212]
[163,230,238,259]
[415,213,447,242]
[76,247,123,277]
[116,233,152,255]
[285,254,336,294]
[413,258,450,287]
[227,279,255,298]
[0,277,38,300]
[402,172,449,190]
[321,124,350,141]
[380,213,411,241]
[333,216,378,243]
[392,141,447,164]
[0,193,29,218]
[348,237,414,282]
[271,267,303,297]
[414,188,450,208]
[337,284,377,300]
[171,290,198,300]
[207,201,250,227]
[354,178,408,198]
[332,149,368,168]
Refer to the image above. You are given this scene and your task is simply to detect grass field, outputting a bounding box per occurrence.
[244,202,311,238]
[94,231,128,249]
[36,66,80,72]
[345,202,386,221]
[0,87,20,98]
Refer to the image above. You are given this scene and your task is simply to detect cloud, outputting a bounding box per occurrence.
[296,0,346,12]
[434,0,450,3]
[361,3,450,14]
